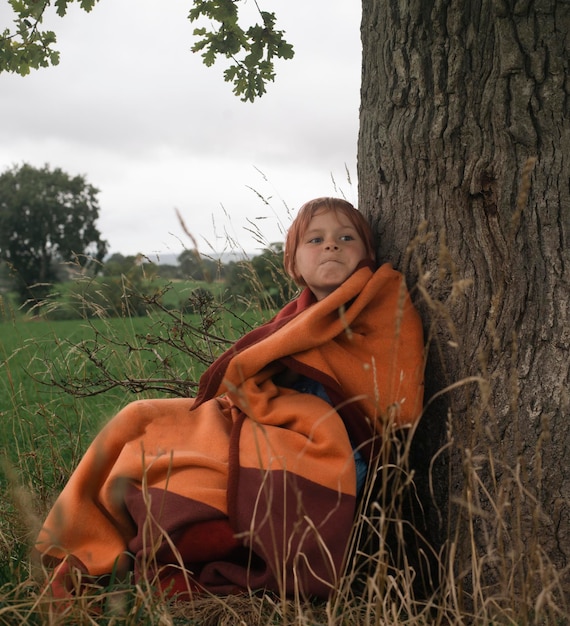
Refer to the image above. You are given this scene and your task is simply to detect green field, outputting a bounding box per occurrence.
[1,300,269,461]
[1,279,564,624]
[1,315,175,477]
[0,283,273,565]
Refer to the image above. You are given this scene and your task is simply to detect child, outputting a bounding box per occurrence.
[36,197,425,601]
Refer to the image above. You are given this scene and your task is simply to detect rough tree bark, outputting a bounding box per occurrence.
[358,0,569,602]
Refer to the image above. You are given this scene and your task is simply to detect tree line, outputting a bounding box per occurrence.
[0,163,295,317]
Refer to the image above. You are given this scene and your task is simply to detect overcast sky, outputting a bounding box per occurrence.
[1,1,362,260]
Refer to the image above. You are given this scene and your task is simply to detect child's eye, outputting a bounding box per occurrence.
[308,237,323,244]
[340,235,355,242]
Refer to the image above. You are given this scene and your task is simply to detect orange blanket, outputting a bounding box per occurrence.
[35,262,424,599]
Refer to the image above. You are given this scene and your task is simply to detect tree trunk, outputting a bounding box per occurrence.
[358,0,570,607]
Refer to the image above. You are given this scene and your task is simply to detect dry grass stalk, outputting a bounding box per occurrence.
[2,185,569,624]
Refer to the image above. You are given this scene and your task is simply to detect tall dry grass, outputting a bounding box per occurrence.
[1,184,568,625]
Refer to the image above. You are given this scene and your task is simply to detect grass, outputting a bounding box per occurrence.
[2,301,564,626]
[1,206,569,623]
[0,281,290,624]
[0,288,270,468]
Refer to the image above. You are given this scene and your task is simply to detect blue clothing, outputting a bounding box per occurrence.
[286,375,368,494]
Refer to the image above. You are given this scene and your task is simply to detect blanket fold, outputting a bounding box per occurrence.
[35,262,424,599]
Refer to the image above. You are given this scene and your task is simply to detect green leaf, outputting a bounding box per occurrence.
[54,0,70,17]
[1,0,100,75]
[79,0,97,11]
[187,0,294,101]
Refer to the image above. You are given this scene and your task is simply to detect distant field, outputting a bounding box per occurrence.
[0,290,272,505]
[0,315,170,426]
[0,317,171,503]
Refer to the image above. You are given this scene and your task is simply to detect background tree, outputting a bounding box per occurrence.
[0,163,107,303]
[178,249,220,282]
[225,242,295,308]
[358,0,569,599]
[101,253,141,278]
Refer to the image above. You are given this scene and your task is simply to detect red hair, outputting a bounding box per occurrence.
[284,197,376,286]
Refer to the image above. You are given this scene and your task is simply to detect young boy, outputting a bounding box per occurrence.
[36,197,424,602]
[284,196,376,301]
[280,197,378,493]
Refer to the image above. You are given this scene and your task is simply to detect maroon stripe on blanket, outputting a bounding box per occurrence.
[125,485,230,558]
[232,466,357,598]
[124,474,355,598]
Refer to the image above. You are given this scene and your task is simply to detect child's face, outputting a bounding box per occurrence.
[294,209,370,301]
